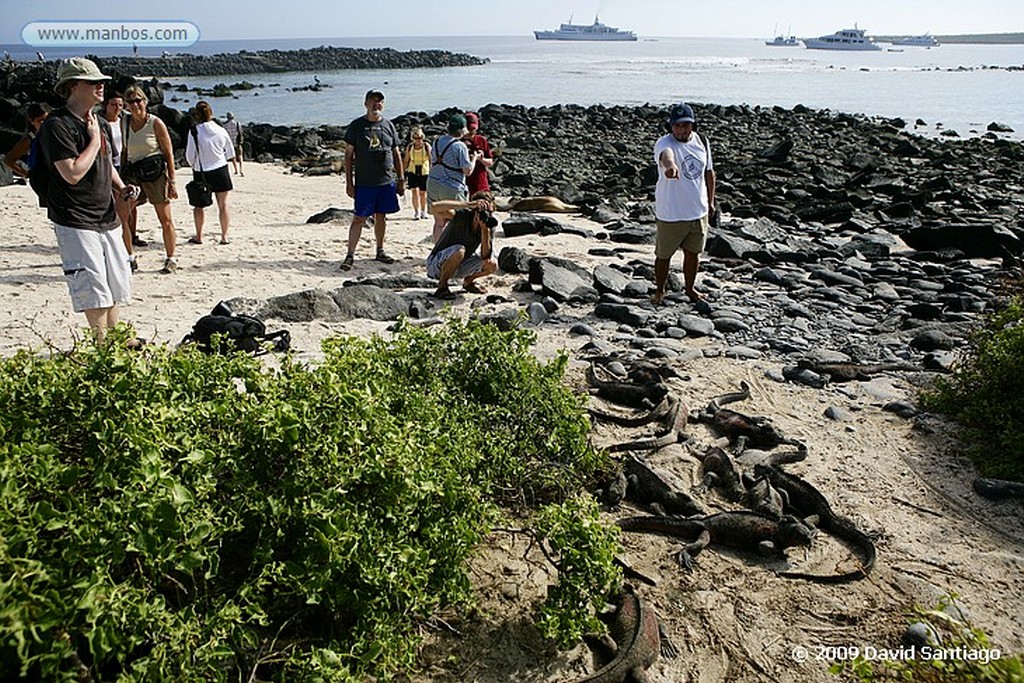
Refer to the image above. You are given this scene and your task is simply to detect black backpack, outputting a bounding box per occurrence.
[181,303,290,355]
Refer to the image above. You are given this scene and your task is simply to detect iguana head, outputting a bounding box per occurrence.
[777,515,816,548]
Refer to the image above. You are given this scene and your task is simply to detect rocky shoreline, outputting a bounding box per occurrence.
[247,100,1024,400]
[2,62,1023,388]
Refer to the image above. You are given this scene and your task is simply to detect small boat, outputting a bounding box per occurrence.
[534,15,637,41]
[765,24,801,47]
[804,26,882,51]
[893,34,939,47]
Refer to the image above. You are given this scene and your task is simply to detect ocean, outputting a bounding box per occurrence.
[5,35,1024,138]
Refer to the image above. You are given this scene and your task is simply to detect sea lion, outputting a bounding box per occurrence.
[497,196,579,213]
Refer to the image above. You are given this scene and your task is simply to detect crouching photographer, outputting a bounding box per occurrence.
[426,198,498,300]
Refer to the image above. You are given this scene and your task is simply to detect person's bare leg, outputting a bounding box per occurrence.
[346,216,367,256]
[154,202,176,259]
[373,212,387,251]
[435,247,465,294]
[682,250,703,302]
[432,214,447,243]
[463,259,496,291]
[216,191,230,242]
[193,206,205,242]
[84,306,116,342]
[116,195,133,256]
[128,205,139,242]
[652,257,671,304]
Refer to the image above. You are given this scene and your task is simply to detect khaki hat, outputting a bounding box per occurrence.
[54,57,110,92]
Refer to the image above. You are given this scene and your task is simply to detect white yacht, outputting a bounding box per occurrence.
[765,34,801,47]
[804,26,882,51]
[893,34,939,47]
[765,24,801,46]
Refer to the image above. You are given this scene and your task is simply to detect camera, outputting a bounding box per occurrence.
[477,209,498,228]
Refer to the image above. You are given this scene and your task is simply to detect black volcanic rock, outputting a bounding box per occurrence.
[901,223,1022,258]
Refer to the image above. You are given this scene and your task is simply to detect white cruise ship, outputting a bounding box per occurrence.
[534,16,637,41]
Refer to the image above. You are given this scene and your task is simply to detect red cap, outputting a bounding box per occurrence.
[465,112,480,126]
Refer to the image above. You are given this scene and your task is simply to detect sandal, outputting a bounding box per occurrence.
[219,238,231,245]
[187,236,203,245]
[375,250,395,264]
[463,281,487,294]
[431,288,456,300]
[339,254,354,271]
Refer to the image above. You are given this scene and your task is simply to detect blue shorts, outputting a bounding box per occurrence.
[354,183,400,217]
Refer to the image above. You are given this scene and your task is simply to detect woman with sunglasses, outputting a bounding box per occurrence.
[121,85,179,274]
[402,126,430,220]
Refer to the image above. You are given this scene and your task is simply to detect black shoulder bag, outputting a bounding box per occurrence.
[185,127,214,208]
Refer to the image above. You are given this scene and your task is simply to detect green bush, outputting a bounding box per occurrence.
[919,296,1024,480]
[0,320,612,681]
[536,495,623,648]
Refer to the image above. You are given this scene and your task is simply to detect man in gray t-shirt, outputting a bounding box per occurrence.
[339,89,405,271]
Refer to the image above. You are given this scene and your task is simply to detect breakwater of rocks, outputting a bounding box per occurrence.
[0,45,485,105]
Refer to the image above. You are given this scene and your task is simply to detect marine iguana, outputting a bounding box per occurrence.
[576,587,676,683]
[699,445,747,502]
[618,511,815,569]
[700,445,788,517]
[587,363,668,409]
[591,394,686,435]
[623,453,706,517]
[796,359,917,382]
[742,472,788,519]
[693,381,804,450]
[754,464,876,583]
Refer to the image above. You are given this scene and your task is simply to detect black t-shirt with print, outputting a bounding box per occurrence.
[344,115,398,187]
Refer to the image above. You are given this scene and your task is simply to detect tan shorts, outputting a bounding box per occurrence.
[136,173,170,206]
[655,217,707,259]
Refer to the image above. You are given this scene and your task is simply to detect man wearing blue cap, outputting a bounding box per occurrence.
[651,103,716,305]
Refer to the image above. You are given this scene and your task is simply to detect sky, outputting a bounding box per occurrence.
[4,0,1022,43]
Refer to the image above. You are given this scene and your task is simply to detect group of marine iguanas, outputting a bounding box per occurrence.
[573,356,879,681]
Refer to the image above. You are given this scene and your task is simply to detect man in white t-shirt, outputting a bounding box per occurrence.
[651,103,716,305]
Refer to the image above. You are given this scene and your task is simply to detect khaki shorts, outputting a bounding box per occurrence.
[655,217,708,259]
[426,177,467,211]
[135,173,170,206]
[53,224,132,312]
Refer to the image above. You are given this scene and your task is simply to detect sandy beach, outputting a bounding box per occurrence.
[2,162,1023,681]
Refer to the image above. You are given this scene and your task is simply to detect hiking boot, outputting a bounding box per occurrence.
[159,257,177,274]
[339,254,354,271]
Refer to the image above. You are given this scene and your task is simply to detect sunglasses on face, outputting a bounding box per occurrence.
[127,98,145,104]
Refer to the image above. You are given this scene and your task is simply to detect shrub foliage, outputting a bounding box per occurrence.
[0,320,613,681]
[919,297,1024,480]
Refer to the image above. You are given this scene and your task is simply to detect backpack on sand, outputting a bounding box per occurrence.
[181,302,290,355]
